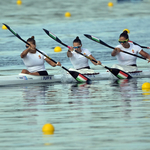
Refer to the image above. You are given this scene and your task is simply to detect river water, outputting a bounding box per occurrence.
[0,0,150,149]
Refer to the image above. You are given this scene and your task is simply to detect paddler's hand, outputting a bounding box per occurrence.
[56,62,61,66]
[67,47,73,57]
[112,48,121,56]
[27,44,36,53]
[147,58,150,63]
[114,48,121,53]
[68,46,74,52]
[147,53,150,63]
[96,61,101,65]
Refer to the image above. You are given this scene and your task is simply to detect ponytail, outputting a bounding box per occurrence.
[119,30,129,39]
[73,36,82,45]
[27,36,36,45]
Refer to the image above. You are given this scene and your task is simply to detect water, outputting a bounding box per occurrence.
[0,0,150,149]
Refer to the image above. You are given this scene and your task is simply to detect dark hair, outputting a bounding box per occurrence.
[119,30,129,40]
[27,36,36,45]
[73,36,82,45]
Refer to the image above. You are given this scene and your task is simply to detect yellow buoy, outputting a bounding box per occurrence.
[2,25,7,30]
[16,0,22,5]
[54,46,62,52]
[108,2,113,7]
[123,29,130,34]
[142,87,150,96]
[65,12,71,17]
[42,123,55,134]
[142,82,150,90]
[142,92,150,96]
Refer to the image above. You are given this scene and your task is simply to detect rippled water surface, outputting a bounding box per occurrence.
[0,0,150,149]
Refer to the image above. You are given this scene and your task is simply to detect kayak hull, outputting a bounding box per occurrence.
[0,73,62,86]
[0,70,150,86]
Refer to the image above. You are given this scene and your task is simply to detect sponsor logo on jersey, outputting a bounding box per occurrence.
[132,49,134,53]
[39,55,41,59]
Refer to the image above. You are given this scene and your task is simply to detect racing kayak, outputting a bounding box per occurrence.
[66,69,150,82]
[0,73,62,86]
[0,68,150,86]
[0,71,109,86]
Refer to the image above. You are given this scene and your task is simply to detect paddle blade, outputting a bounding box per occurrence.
[3,23,19,37]
[43,29,62,43]
[105,66,132,79]
[69,70,91,83]
[84,34,114,49]
[84,34,101,43]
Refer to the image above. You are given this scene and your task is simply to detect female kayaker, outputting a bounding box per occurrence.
[111,30,150,72]
[67,36,101,71]
[20,36,61,75]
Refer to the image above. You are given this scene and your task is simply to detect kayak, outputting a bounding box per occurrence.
[68,68,150,80]
[0,71,109,86]
[0,69,150,86]
[67,69,150,82]
[0,73,62,86]
[0,72,109,86]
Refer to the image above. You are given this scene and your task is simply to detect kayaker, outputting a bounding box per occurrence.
[111,30,150,72]
[67,36,101,72]
[20,36,61,75]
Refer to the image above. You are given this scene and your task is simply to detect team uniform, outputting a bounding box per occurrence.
[115,43,142,66]
[22,51,48,75]
[112,43,142,72]
[69,48,91,70]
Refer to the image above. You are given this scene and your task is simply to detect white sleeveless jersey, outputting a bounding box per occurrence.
[69,48,91,69]
[22,51,47,73]
[115,43,142,65]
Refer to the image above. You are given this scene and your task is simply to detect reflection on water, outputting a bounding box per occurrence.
[111,79,139,118]
[0,80,150,149]
[70,82,90,97]
[113,78,138,99]
[22,85,49,101]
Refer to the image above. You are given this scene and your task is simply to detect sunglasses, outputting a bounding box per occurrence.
[73,45,81,49]
[118,39,128,44]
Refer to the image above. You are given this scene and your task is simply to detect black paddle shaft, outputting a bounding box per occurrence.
[130,41,150,49]
[3,23,58,64]
[43,29,132,79]
[3,23,91,82]
[84,34,146,60]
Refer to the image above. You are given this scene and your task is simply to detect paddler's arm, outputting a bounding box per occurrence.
[21,44,36,58]
[67,46,73,57]
[111,48,121,56]
[20,47,30,58]
[139,49,150,63]
[45,58,61,67]
[89,55,101,65]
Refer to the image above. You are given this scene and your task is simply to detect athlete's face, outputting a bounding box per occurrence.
[118,37,129,48]
[73,42,82,52]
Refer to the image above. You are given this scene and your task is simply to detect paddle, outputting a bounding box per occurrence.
[3,23,91,83]
[43,28,132,79]
[84,34,148,61]
[43,29,71,49]
[128,40,150,49]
